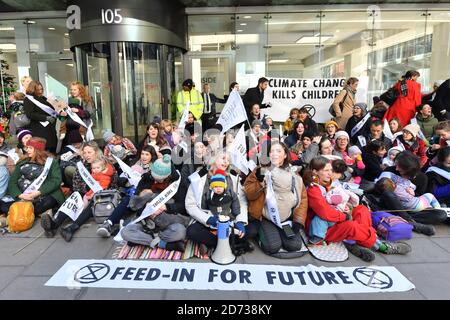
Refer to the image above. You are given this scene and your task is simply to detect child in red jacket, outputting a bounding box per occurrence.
[83,159,114,208]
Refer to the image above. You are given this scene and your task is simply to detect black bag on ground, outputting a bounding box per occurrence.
[92,190,121,224]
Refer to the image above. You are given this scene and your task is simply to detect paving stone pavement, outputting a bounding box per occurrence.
[1,219,449,300]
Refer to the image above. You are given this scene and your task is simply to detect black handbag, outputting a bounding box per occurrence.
[329,90,348,117]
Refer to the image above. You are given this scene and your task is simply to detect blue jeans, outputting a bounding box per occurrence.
[107,195,132,225]
[309,215,335,240]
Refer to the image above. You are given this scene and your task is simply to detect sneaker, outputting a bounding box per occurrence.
[411,221,435,236]
[40,211,56,237]
[309,236,325,245]
[165,240,186,252]
[96,221,112,238]
[382,241,412,255]
[344,243,376,262]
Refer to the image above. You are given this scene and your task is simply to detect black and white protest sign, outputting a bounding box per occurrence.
[47,260,415,294]
[262,77,368,123]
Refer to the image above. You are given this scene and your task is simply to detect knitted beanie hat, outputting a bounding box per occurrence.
[151,154,172,181]
[17,129,32,143]
[102,130,115,143]
[403,124,420,139]
[325,120,339,129]
[210,169,227,189]
[354,102,368,116]
[335,130,350,141]
[348,145,362,157]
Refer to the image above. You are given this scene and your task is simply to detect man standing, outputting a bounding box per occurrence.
[176,79,204,123]
[201,83,226,130]
[243,77,271,114]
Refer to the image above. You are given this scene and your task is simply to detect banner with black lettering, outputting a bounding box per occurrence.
[216,90,247,133]
[76,161,103,194]
[56,192,84,221]
[262,77,368,123]
[46,259,415,294]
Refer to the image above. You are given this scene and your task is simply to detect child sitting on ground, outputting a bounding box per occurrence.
[346,146,365,185]
[382,146,403,168]
[375,177,441,211]
[103,130,137,165]
[83,159,114,208]
[309,185,359,245]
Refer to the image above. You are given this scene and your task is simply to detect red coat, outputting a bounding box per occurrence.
[393,136,428,168]
[85,163,115,198]
[383,80,422,127]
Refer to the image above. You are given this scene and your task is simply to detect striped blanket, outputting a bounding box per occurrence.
[112,241,210,260]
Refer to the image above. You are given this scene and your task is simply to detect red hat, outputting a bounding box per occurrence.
[26,139,46,151]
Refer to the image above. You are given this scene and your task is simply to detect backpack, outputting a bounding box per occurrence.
[13,110,31,129]
[7,201,35,232]
[371,211,413,241]
[329,89,348,117]
[92,190,121,224]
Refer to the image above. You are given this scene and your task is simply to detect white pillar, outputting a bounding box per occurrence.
[430,22,450,82]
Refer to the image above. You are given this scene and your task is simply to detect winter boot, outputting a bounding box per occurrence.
[60,223,80,242]
[40,211,57,237]
[165,240,186,252]
[344,242,376,262]
[411,221,435,236]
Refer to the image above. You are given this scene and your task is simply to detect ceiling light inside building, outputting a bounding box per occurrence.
[175,62,182,66]
[48,27,55,30]
[296,35,333,44]
[0,27,14,31]
[243,16,252,19]
[240,23,247,26]
[269,59,289,63]
[64,33,69,36]
[25,20,36,24]
[237,29,243,32]
[66,63,74,67]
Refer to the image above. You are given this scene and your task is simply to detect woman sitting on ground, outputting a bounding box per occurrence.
[0,137,64,217]
[41,141,119,241]
[303,156,411,262]
[427,146,450,207]
[244,142,307,256]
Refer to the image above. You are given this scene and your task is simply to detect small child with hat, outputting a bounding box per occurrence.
[203,169,245,236]
[347,145,366,185]
[102,129,137,165]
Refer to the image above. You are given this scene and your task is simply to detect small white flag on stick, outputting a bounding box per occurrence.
[216,90,247,134]
[229,124,251,175]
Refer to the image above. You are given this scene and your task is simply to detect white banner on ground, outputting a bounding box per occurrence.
[262,77,368,123]
[46,259,415,294]
[216,90,247,133]
[24,157,53,194]
[229,124,250,175]
[57,192,84,221]
[112,155,142,187]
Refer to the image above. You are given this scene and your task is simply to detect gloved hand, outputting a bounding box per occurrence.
[235,222,246,237]
[46,116,56,124]
[256,167,265,182]
[206,215,218,228]
[292,221,303,234]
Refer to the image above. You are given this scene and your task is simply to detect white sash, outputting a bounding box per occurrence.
[114,171,181,242]
[65,107,95,141]
[112,155,142,187]
[351,113,370,137]
[188,171,202,207]
[7,149,20,164]
[67,145,78,153]
[265,171,283,229]
[76,161,103,193]
[410,118,428,143]
[24,157,54,194]
[395,139,406,151]
[26,95,58,117]
[56,192,84,221]
[426,166,450,181]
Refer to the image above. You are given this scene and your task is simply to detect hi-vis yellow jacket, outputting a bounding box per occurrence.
[176,89,204,121]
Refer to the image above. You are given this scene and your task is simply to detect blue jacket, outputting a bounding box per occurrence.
[0,166,9,199]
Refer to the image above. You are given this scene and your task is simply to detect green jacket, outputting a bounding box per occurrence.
[416,113,438,140]
[7,158,65,205]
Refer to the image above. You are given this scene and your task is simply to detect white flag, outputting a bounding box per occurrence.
[112,155,142,187]
[178,101,190,131]
[229,124,250,175]
[216,90,247,134]
[383,119,394,141]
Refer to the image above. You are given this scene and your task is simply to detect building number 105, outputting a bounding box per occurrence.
[101,9,123,24]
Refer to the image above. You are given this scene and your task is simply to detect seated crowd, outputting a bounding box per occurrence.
[0,75,449,263]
